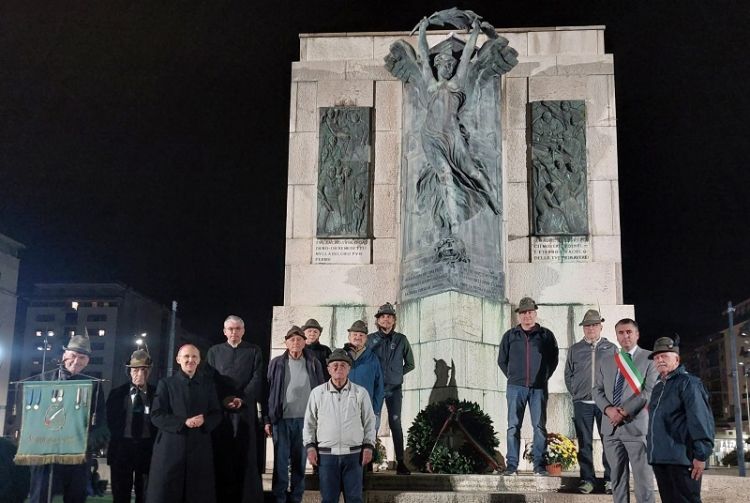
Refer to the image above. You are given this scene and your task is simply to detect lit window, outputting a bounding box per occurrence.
[98,329,106,337]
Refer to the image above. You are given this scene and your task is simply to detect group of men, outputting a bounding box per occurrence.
[501,297,714,503]
[21,296,714,503]
[265,302,414,503]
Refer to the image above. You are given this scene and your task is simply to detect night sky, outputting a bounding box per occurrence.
[2,1,749,349]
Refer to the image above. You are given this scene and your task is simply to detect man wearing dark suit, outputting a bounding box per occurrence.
[106,350,157,503]
[594,319,657,503]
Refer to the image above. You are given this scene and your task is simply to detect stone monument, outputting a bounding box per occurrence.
[274,7,631,469]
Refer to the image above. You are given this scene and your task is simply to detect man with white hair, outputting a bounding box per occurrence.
[647,336,714,503]
[304,348,376,503]
[28,332,108,503]
[207,315,264,503]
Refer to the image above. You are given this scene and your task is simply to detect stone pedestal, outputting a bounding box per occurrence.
[274,23,632,470]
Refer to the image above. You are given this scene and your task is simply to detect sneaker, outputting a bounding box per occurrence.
[534,469,549,477]
[503,467,518,476]
[396,461,411,475]
[577,481,594,494]
[604,481,613,494]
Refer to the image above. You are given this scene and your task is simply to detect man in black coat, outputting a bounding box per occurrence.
[106,350,157,503]
[206,315,264,503]
[302,318,331,380]
[146,344,221,503]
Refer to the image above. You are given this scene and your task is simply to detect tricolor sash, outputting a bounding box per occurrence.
[614,350,643,395]
[14,381,92,465]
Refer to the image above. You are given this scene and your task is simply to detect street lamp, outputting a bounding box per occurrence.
[728,301,746,476]
[135,332,148,352]
[39,330,54,373]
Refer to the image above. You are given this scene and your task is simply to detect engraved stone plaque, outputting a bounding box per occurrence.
[530,100,589,236]
[316,107,372,239]
[313,238,371,265]
[531,236,591,262]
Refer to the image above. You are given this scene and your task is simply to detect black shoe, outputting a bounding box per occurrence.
[396,461,411,475]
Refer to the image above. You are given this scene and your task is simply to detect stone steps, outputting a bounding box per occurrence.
[261,471,749,502]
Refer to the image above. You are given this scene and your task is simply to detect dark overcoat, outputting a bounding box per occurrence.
[206,341,264,503]
[145,369,221,503]
[106,381,157,467]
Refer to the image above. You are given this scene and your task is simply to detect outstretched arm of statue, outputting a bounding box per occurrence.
[417,17,433,81]
[455,18,480,82]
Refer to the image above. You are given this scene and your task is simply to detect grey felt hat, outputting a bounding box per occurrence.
[64,333,92,356]
[326,348,353,366]
[649,336,680,359]
[347,320,368,333]
[126,349,152,368]
[515,297,538,313]
[375,302,397,318]
[579,309,605,326]
[301,319,323,332]
[285,325,306,340]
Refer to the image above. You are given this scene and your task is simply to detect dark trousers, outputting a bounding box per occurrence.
[110,439,151,503]
[652,464,702,503]
[29,463,88,503]
[384,385,404,461]
[272,417,306,503]
[573,401,610,483]
[213,413,263,503]
[319,453,363,503]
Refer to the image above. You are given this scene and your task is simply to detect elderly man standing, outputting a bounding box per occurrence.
[265,326,325,503]
[594,318,657,503]
[302,318,332,380]
[565,310,614,494]
[368,302,414,475]
[147,344,221,503]
[28,332,108,503]
[498,297,559,476]
[206,315,264,503]
[647,337,714,503]
[106,349,157,503]
[304,349,376,503]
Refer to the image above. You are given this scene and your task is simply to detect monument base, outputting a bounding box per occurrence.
[270,293,632,472]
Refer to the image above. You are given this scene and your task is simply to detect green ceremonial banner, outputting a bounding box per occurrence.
[14,381,92,465]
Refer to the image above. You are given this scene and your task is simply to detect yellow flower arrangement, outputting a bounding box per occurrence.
[545,433,578,469]
[523,432,578,470]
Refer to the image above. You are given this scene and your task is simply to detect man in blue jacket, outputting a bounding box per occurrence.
[498,297,559,476]
[344,320,384,428]
[647,336,714,503]
[264,326,325,503]
[368,302,415,475]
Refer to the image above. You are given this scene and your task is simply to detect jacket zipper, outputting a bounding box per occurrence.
[648,380,666,461]
[525,333,530,387]
[591,343,596,394]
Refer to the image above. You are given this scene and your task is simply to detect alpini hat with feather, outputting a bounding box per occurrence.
[375,302,397,318]
[347,320,368,334]
[301,319,323,332]
[649,335,680,359]
[579,309,605,326]
[64,331,92,356]
[515,297,538,313]
[126,349,152,368]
